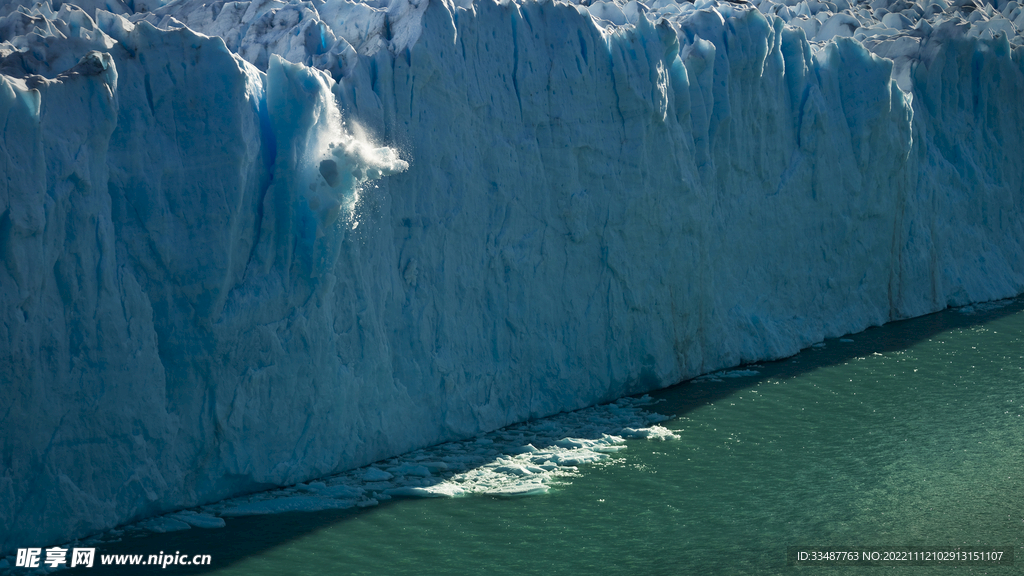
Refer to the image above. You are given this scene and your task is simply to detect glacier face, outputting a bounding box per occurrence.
[1,0,1023,552]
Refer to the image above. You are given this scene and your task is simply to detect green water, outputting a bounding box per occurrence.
[75,300,1024,575]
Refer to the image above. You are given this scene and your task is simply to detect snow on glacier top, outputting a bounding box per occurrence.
[1,0,1021,91]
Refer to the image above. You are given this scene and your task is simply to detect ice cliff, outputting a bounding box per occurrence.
[1,0,1023,552]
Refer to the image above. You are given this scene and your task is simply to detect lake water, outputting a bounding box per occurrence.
[64,298,1024,575]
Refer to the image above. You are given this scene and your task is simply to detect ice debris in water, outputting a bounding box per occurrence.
[957,298,1016,315]
[695,368,762,382]
[107,396,678,532]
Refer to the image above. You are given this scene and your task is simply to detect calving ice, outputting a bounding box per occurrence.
[1,0,1022,556]
[99,551,213,568]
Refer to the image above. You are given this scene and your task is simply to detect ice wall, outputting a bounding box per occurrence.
[1,0,1023,552]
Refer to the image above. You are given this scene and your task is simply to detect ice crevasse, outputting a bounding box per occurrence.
[1,0,1023,552]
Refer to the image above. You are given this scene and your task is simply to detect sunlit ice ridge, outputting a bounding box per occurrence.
[1,0,1023,554]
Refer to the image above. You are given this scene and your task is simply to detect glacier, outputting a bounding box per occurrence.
[1,0,1023,553]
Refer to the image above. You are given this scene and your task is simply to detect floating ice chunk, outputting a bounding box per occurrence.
[385,485,466,498]
[362,467,394,481]
[546,450,608,465]
[138,516,192,533]
[699,368,761,380]
[419,461,449,473]
[593,444,628,452]
[168,512,226,529]
[621,425,681,440]
[630,394,660,406]
[957,299,1016,315]
[492,464,538,476]
[301,483,365,498]
[386,463,433,477]
[644,425,682,441]
[297,481,327,492]
[554,438,588,449]
[506,443,539,454]
[488,483,549,497]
